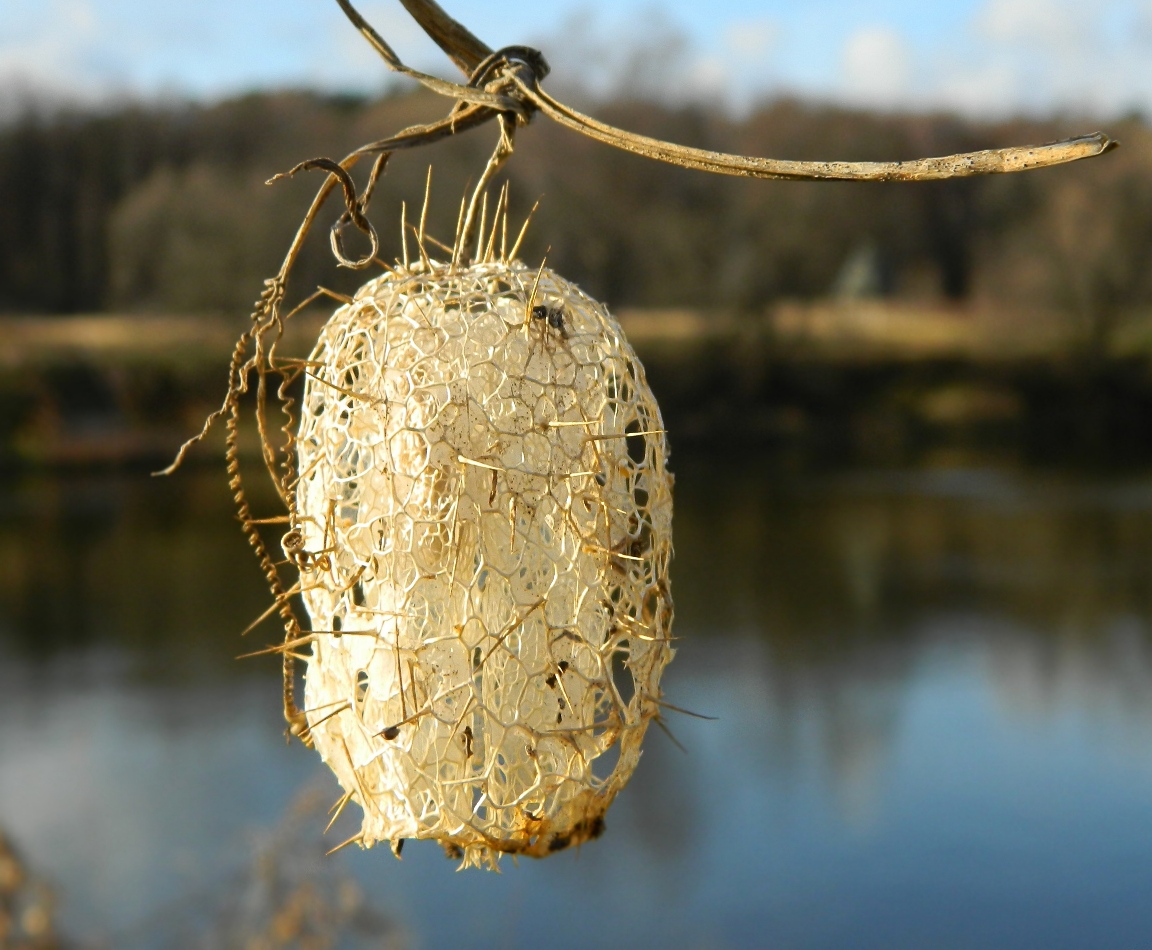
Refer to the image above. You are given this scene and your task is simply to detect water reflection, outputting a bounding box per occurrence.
[675,462,1152,817]
[0,473,270,670]
[4,461,1152,947]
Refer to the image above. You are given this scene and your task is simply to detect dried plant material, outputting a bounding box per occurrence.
[157,0,1115,872]
[203,787,405,947]
[293,257,674,869]
[0,830,62,949]
[334,0,1114,183]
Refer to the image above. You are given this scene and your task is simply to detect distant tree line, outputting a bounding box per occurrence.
[2,89,1151,346]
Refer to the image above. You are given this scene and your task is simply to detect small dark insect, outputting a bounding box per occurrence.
[532,303,566,332]
[281,528,333,572]
[558,660,570,673]
[381,725,400,741]
[548,834,571,853]
[394,838,405,855]
[463,724,474,757]
[282,529,306,556]
[545,673,557,688]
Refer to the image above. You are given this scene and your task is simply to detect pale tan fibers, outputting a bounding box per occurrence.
[294,259,674,869]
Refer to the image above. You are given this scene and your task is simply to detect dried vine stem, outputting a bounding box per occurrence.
[520,84,1114,181]
[158,0,1116,743]
[343,0,1114,179]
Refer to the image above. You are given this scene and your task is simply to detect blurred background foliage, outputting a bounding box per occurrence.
[2,89,1150,338]
[2,89,1152,469]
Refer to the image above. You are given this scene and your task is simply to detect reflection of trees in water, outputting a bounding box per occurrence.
[6,462,1152,852]
[677,465,1152,640]
[672,461,1152,819]
[608,701,700,874]
[0,472,274,675]
[983,617,1152,761]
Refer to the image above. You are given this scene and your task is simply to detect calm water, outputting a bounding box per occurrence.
[4,459,1152,948]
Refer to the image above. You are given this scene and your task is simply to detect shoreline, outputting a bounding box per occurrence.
[2,304,1151,469]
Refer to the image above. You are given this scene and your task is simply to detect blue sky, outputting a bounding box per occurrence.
[3,0,1151,116]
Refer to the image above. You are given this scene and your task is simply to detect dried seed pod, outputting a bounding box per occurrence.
[294,258,674,869]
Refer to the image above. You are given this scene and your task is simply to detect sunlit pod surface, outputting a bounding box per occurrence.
[293,260,674,869]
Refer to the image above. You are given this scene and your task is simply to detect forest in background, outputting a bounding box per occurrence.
[3,89,1152,467]
[2,88,1151,352]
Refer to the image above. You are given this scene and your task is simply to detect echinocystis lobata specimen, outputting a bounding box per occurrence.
[294,253,673,869]
[159,0,1113,876]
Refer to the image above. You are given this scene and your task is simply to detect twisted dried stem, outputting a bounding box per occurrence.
[358,0,1116,179]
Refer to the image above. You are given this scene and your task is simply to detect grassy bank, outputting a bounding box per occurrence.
[2,302,1152,469]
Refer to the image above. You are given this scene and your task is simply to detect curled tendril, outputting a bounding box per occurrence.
[269,157,381,269]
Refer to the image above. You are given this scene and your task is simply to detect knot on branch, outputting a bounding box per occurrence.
[467,45,550,124]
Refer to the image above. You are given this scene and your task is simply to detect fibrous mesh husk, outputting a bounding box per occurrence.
[293,258,674,870]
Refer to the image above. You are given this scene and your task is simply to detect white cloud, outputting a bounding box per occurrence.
[299,1,454,89]
[0,0,111,104]
[820,0,1152,118]
[840,27,913,107]
[686,54,732,99]
[932,61,1020,116]
[975,0,1088,46]
[1,0,1151,119]
[0,0,457,109]
[724,18,780,58]
[1139,2,1152,43]
[944,0,1152,116]
[538,8,728,105]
